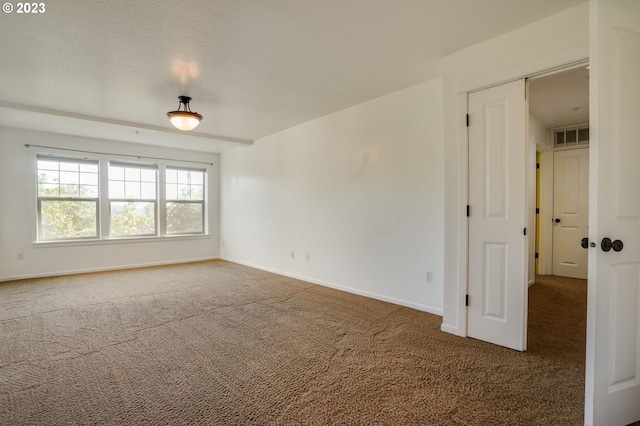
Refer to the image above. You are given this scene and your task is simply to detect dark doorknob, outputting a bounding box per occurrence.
[555,218,561,223]
[581,238,589,249]
[601,238,624,252]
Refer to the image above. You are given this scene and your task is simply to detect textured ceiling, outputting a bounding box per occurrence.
[0,0,587,152]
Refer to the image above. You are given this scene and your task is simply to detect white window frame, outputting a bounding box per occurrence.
[36,155,100,241]
[165,166,206,235]
[33,152,211,244]
[107,161,159,238]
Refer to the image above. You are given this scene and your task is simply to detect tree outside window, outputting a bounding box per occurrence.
[35,156,208,242]
[166,167,205,234]
[37,157,99,240]
[108,162,157,237]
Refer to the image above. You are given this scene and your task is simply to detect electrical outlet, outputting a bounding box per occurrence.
[426,271,433,282]
[305,252,310,261]
[291,251,295,259]
[17,253,24,261]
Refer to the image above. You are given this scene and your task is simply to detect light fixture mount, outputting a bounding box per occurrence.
[167,95,203,131]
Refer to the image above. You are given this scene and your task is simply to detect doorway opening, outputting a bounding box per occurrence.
[464,63,589,353]
[527,65,589,362]
[528,65,590,279]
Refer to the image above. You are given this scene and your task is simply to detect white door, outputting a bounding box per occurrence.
[552,148,589,279]
[468,79,528,352]
[586,0,640,425]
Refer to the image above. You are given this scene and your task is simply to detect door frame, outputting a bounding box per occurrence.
[537,145,592,278]
[537,148,554,275]
[444,53,590,339]
[442,43,590,339]
[464,65,589,349]
[550,146,590,279]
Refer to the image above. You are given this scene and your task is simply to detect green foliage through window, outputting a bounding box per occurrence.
[167,202,203,234]
[37,157,99,240]
[108,162,158,237]
[166,167,205,234]
[110,201,156,236]
[35,156,206,241]
[40,200,97,239]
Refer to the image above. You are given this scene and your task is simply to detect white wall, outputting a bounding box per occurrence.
[442,3,589,335]
[0,127,220,281]
[220,79,444,314]
[529,114,550,150]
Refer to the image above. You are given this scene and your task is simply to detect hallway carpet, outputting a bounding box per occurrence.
[0,261,586,425]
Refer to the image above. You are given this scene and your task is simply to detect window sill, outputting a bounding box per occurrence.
[31,234,212,249]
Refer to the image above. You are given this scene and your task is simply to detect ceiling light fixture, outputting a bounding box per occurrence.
[167,96,203,131]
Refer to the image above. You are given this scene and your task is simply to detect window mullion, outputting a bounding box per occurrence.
[99,160,110,239]
[159,164,166,237]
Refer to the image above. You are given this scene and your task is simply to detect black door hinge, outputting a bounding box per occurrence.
[536,208,540,214]
[524,227,527,236]
[535,252,539,259]
[466,205,470,217]
[536,163,540,169]
[465,294,469,306]
[466,114,469,127]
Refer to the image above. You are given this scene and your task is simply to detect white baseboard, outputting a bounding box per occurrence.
[0,256,221,282]
[222,256,443,317]
[440,323,461,336]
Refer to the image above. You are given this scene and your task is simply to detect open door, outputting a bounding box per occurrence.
[468,79,528,352]
[586,0,640,424]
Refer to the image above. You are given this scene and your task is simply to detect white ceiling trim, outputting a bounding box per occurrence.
[0,101,253,153]
[457,44,589,94]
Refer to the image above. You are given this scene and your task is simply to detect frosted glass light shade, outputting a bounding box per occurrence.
[167,111,202,131]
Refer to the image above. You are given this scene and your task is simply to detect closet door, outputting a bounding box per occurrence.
[467,79,528,351]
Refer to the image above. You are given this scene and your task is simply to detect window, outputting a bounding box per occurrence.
[166,167,205,234]
[553,123,589,148]
[37,156,99,240]
[108,162,158,237]
[35,155,208,242]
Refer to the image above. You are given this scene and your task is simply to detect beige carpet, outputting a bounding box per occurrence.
[0,261,587,425]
